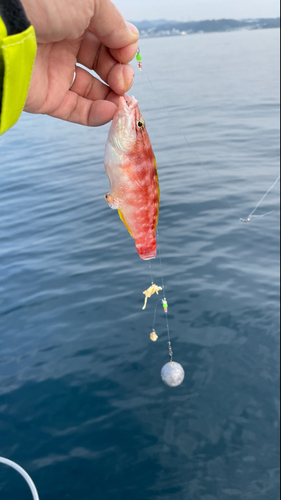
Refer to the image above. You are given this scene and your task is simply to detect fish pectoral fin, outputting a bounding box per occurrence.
[118,210,134,238]
[105,194,119,210]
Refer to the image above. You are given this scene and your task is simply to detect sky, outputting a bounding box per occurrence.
[114,0,280,22]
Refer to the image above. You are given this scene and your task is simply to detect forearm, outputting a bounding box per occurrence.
[0,0,37,135]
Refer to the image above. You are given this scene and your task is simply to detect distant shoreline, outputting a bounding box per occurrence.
[130,18,280,39]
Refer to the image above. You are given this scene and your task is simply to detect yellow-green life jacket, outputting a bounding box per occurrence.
[0,0,37,135]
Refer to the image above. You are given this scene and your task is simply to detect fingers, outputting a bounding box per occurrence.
[49,66,123,126]
[77,31,136,95]
[49,90,118,127]
[78,30,138,68]
[110,43,139,65]
[89,0,139,49]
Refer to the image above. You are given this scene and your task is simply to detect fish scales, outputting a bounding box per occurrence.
[104,96,160,260]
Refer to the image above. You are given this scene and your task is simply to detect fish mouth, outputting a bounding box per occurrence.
[119,96,139,111]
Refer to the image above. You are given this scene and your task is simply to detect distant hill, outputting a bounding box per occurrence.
[131,18,280,37]
[131,19,174,31]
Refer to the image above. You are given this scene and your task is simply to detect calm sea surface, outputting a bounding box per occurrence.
[0,29,280,500]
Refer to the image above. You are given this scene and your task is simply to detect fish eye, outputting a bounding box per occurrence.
[137,119,145,129]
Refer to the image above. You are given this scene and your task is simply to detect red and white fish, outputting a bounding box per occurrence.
[104,96,160,260]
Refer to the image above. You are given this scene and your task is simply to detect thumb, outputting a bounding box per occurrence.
[89,0,139,49]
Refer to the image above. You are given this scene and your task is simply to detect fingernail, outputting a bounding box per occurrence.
[126,21,139,36]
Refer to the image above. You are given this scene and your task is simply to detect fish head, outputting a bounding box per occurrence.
[108,96,148,154]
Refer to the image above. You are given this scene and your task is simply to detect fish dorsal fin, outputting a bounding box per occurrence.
[118,210,134,238]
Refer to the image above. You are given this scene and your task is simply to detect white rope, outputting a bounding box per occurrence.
[0,457,39,500]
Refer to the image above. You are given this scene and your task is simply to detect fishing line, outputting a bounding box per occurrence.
[156,228,171,345]
[148,260,154,286]
[152,299,162,331]
[240,175,280,223]
[136,53,184,386]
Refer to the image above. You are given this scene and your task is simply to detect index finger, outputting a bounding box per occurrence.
[89,0,139,49]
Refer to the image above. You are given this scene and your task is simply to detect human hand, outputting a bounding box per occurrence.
[21,0,139,126]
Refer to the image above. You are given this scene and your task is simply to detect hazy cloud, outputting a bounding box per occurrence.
[114,0,280,22]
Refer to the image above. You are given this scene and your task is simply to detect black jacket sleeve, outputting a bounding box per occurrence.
[0,0,30,36]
